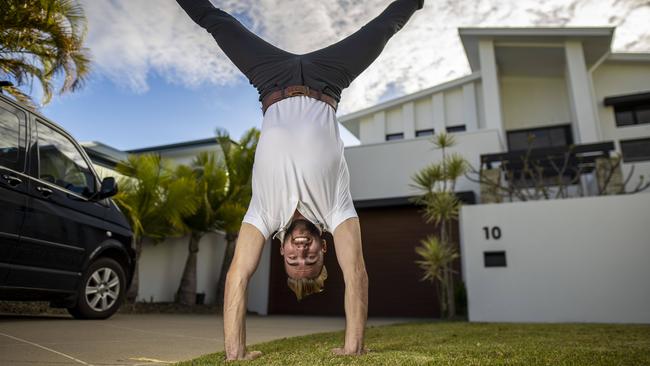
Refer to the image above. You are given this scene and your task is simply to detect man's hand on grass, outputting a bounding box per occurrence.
[331,347,369,356]
[225,350,262,361]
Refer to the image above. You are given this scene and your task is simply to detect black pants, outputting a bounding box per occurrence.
[176,0,423,106]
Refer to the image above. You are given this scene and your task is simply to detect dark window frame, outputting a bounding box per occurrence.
[385,132,404,141]
[604,91,650,128]
[446,125,466,133]
[506,124,574,152]
[415,128,434,137]
[620,138,650,163]
[613,104,650,127]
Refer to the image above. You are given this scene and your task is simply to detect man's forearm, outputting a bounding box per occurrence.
[343,269,369,352]
[223,271,248,359]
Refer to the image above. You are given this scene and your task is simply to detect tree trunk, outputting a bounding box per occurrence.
[446,221,456,319]
[215,232,238,306]
[438,273,448,318]
[434,280,445,318]
[126,238,143,303]
[439,218,456,319]
[175,232,201,305]
[446,264,456,319]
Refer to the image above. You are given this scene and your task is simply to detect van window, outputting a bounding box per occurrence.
[0,105,25,172]
[37,122,96,197]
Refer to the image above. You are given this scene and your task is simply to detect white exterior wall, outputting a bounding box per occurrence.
[592,61,650,188]
[150,145,223,167]
[354,82,480,144]
[478,39,505,142]
[137,232,226,305]
[460,193,650,323]
[344,129,503,200]
[414,98,434,132]
[475,81,486,130]
[500,76,572,131]
[564,41,600,143]
[444,88,464,127]
[359,114,385,143]
[385,107,403,135]
[137,232,271,314]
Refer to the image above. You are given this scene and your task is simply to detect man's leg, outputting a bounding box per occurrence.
[305,0,423,88]
[176,0,293,81]
[332,217,369,355]
[223,222,266,360]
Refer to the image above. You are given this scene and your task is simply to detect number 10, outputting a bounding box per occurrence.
[483,226,502,240]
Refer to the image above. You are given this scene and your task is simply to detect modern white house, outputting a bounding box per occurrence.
[84,26,650,320]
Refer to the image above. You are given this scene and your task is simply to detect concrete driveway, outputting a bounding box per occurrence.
[0,313,420,365]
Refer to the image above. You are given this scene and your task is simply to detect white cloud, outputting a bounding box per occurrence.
[81,0,650,114]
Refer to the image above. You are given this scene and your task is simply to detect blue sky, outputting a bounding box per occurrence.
[41,73,337,151]
[35,0,650,152]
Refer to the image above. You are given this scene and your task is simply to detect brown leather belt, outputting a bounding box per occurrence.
[261,85,338,115]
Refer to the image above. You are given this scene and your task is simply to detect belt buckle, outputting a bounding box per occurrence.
[287,85,309,97]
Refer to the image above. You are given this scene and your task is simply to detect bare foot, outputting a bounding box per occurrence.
[331,347,369,356]
[225,350,262,361]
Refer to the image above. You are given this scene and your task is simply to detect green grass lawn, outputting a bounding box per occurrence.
[174,321,650,365]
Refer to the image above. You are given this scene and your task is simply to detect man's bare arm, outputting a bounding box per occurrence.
[333,217,369,355]
[223,223,266,360]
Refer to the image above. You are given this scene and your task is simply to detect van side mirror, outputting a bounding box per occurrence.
[94,177,118,200]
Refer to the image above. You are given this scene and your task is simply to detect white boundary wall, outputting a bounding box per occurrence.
[460,193,650,323]
[137,233,271,315]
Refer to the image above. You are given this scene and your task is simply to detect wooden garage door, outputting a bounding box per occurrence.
[267,204,460,317]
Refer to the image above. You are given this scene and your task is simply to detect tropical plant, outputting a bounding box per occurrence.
[174,152,228,305]
[410,133,467,319]
[0,0,91,107]
[113,154,200,303]
[415,235,459,315]
[214,127,260,306]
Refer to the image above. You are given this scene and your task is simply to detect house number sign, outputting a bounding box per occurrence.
[482,226,502,240]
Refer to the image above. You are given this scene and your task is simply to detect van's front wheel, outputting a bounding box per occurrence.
[67,257,126,319]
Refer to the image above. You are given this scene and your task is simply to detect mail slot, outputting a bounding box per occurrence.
[484,251,507,267]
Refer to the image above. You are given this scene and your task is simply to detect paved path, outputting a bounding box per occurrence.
[0,313,422,365]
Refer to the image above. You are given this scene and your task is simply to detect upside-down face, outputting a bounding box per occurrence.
[280,211,326,279]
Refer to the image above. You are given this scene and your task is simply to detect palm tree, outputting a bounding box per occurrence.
[114,154,200,303]
[0,0,91,107]
[214,127,260,306]
[174,152,228,305]
[411,133,467,318]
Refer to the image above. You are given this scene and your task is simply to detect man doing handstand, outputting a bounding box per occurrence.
[176,0,423,360]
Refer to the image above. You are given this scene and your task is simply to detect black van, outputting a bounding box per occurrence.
[0,93,135,319]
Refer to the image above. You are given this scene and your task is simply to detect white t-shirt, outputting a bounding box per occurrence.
[242,95,358,242]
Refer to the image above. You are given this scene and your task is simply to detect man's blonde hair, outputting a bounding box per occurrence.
[287,265,328,301]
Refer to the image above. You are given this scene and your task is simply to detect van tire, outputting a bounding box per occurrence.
[67,257,126,319]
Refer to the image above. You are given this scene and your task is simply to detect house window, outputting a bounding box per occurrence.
[415,129,434,137]
[604,91,650,127]
[614,104,650,127]
[620,138,650,163]
[385,133,404,141]
[446,125,466,133]
[506,124,573,152]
